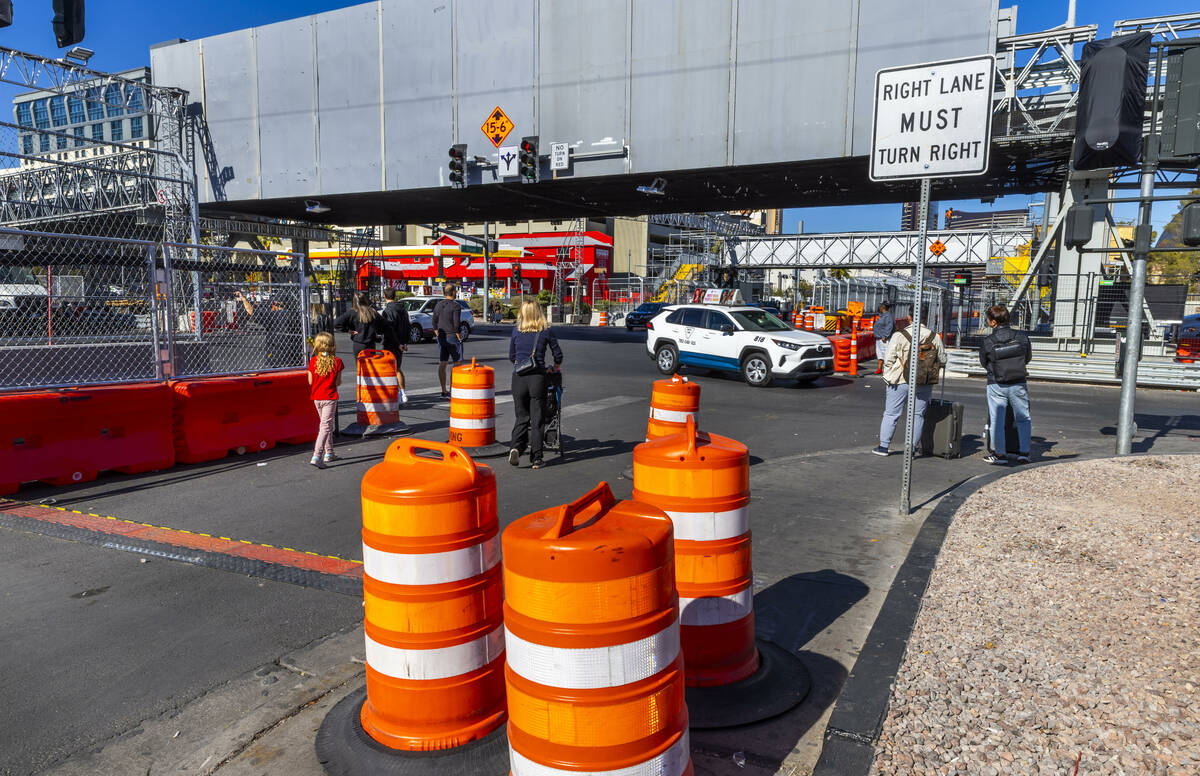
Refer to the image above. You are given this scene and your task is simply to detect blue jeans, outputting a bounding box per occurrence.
[986,382,1032,455]
[879,382,931,450]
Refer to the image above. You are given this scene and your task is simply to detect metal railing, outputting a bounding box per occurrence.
[0,227,307,391]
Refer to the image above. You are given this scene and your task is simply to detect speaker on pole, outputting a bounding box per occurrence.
[1073,33,1151,171]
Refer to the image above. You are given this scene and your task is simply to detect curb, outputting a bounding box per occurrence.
[810,461,1034,775]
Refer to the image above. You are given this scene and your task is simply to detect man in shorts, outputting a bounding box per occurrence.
[433,284,463,397]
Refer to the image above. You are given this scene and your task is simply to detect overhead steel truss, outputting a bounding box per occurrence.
[0,46,195,242]
[992,25,1096,142]
[650,212,766,237]
[732,229,1032,269]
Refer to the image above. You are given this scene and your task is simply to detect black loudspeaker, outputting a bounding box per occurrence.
[1182,203,1200,247]
[1162,46,1200,159]
[1073,33,1151,170]
[52,0,86,48]
[1063,205,1097,249]
[0,1,13,28]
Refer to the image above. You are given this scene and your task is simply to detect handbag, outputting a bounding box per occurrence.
[514,331,542,376]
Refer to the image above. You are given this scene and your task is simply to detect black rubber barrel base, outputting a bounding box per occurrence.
[456,441,512,459]
[315,686,510,776]
[685,640,811,729]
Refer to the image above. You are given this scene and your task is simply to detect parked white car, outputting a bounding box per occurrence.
[645,303,834,387]
[399,296,476,344]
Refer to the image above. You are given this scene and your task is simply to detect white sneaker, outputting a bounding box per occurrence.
[400,390,409,404]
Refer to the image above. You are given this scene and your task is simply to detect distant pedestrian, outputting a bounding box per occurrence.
[310,303,334,335]
[381,289,410,404]
[978,304,1033,464]
[508,300,563,470]
[307,331,344,468]
[235,289,303,368]
[335,293,388,358]
[432,284,463,397]
[872,301,895,375]
[873,320,946,456]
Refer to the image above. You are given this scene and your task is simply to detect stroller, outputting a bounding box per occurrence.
[543,369,563,454]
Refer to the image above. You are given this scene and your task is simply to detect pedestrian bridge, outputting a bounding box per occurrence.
[149,0,1051,225]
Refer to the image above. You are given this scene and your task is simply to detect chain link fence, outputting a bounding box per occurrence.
[0,227,307,392]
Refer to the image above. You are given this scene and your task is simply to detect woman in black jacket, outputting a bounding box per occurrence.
[508,300,563,470]
[335,293,390,357]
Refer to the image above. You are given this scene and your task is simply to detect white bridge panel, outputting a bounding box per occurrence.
[734,229,1031,268]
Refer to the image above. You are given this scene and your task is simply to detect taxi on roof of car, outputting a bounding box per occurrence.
[644,302,834,387]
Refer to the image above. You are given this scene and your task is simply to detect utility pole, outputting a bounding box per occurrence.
[900,177,930,516]
[483,221,491,324]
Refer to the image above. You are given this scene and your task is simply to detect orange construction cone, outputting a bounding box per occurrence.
[316,440,509,774]
[646,374,700,441]
[632,416,810,728]
[503,482,693,776]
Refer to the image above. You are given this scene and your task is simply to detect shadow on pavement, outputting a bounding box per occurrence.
[1099,412,1200,453]
[690,570,867,775]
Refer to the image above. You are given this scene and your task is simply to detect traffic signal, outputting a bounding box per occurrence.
[519,136,538,183]
[1073,33,1151,170]
[512,262,523,288]
[952,271,972,286]
[52,0,85,47]
[448,144,467,188]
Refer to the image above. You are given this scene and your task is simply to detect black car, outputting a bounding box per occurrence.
[624,302,666,330]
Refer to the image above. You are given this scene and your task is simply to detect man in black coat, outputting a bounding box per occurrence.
[381,289,410,403]
[978,304,1033,465]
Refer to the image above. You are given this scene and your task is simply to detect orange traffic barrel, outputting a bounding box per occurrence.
[632,417,810,729]
[316,439,509,774]
[598,309,609,327]
[343,350,408,436]
[646,374,701,441]
[449,358,508,457]
[502,482,694,776]
[633,416,757,687]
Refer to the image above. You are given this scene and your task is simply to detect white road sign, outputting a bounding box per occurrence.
[870,54,994,181]
[497,145,518,177]
[550,142,570,171]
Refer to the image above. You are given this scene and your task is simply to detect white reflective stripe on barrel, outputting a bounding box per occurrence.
[504,619,679,690]
[365,624,505,681]
[678,589,753,626]
[451,387,495,400]
[358,401,399,413]
[665,507,749,542]
[509,730,690,776]
[648,407,696,424]
[449,416,496,429]
[363,535,500,586]
[358,375,399,387]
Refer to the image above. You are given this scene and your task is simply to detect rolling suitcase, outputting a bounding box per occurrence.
[921,378,963,459]
[983,404,1021,457]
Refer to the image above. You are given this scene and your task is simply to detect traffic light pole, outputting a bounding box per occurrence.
[1116,137,1158,455]
[900,177,930,516]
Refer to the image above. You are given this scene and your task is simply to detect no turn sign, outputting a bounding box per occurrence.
[869,55,995,181]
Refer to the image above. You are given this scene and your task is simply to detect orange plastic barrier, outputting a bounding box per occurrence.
[0,383,174,495]
[633,418,757,687]
[449,358,497,449]
[188,310,220,333]
[359,439,506,750]
[598,310,609,327]
[859,330,877,361]
[646,374,701,441]
[1177,337,1198,364]
[356,350,400,427]
[503,482,693,776]
[831,335,853,374]
[170,371,316,463]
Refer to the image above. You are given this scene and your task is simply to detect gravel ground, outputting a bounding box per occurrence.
[870,455,1199,776]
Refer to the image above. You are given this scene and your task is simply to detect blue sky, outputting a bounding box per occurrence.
[1,0,1193,233]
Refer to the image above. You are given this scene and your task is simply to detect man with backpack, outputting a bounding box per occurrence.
[432,284,463,398]
[978,304,1033,464]
[872,319,947,456]
[380,289,410,404]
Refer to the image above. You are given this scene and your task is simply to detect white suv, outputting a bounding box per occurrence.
[400,296,476,344]
[645,304,834,387]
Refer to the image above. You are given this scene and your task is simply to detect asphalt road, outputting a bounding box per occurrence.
[1,324,1196,775]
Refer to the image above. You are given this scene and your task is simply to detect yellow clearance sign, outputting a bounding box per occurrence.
[481,106,514,148]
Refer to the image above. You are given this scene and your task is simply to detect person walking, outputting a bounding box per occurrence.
[978,304,1033,464]
[432,284,463,398]
[872,301,895,375]
[335,293,388,358]
[306,331,344,468]
[381,289,410,404]
[872,319,946,456]
[235,289,303,368]
[508,300,563,470]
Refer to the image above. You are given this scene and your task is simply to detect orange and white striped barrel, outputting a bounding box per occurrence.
[646,374,700,441]
[792,309,803,327]
[359,439,506,750]
[849,325,859,374]
[598,310,609,327]
[449,358,496,448]
[502,482,693,776]
[633,416,758,687]
[356,350,400,427]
